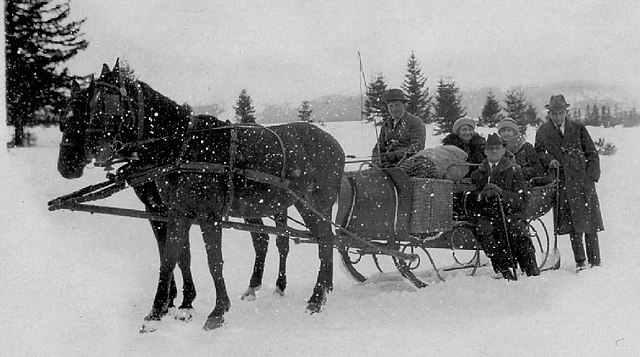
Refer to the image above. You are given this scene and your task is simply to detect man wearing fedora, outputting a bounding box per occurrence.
[371,88,426,168]
[469,133,540,280]
[535,94,604,273]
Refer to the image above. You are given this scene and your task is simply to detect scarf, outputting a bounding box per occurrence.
[505,134,526,155]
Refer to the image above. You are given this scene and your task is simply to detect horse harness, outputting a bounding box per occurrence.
[87,76,291,219]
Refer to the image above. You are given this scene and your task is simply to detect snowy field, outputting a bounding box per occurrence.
[1,122,639,356]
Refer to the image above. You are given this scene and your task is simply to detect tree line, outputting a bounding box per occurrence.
[6,0,640,147]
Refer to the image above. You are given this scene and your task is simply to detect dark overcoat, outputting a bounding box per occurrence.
[372,111,426,167]
[469,157,527,219]
[509,142,544,181]
[534,119,604,235]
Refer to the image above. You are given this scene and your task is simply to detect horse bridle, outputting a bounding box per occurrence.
[88,76,146,162]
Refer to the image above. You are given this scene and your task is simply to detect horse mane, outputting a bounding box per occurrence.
[133,80,192,138]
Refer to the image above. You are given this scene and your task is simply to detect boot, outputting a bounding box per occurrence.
[575,261,587,273]
[500,269,517,281]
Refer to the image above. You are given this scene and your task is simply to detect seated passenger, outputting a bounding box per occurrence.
[442,117,485,177]
[497,118,544,182]
[372,88,430,177]
[469,133,540,280]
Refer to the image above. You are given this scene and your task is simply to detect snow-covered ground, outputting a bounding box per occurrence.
[1,122,639,356]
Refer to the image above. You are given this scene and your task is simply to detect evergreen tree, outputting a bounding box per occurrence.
[364,73,389,124]
[585,104,601,126]
[622,107,640,127]
[524,103,541,129]
[601,105,614,127]
[433,78,466,135]
[298,100,313,123]
[234,89,256,123]
[503,89,528,132]
[479,90,502,127]
[5,0,88,146]
[401,51,431,123]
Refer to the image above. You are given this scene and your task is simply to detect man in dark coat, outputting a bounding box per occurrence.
[534,94,604,272]
[470,134,540,280]
[372,88,426,168]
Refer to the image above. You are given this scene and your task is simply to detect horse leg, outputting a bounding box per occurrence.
[175,237,196,321]
[274,213,289,296]
[199,216,231,331]
[141,213,191,333]
[135,184,196,313]
[241,218,269,301]
[296,204,334,314]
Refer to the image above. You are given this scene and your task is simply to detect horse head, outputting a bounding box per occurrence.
[81,59,192,170]
[57,75,95,179]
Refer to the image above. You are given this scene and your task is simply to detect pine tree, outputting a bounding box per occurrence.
[503,89,528,132]
[298,100,313,123]
[234,89,256,123]
[622,107,640,127]
[524,103,541,129]
[479,90,502,127]
[364,73,389,124]
[401,51,431,123]
[5,0,88,146]
[433,78,466,135]
[586,104,601,126]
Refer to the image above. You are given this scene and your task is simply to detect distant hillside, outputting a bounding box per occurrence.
[192,80,637,124]
[258,95,362,124]
[462,80,638,118]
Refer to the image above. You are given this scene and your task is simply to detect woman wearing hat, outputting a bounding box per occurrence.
[497,117,544,181]
[442,117,486,177]
[534,94,604,273]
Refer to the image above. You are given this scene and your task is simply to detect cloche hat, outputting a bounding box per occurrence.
[497,117,519,132]
[452,116,476,133]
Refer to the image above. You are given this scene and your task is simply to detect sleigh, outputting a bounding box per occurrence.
[334,166,561,287]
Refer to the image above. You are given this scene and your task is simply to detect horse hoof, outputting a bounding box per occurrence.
[139,319,160,334]
[273,288,285,297]
[175,308,194,322]
[203,316,224,331]
[240,287,260,301]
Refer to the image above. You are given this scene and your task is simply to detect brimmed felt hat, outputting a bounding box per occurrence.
[497,117,519,132]
[452,117,476,133]
[545,94,570,111]
[486,133,505,147]
[383,88,408,103]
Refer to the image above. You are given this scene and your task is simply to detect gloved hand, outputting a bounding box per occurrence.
[380,151,397,165]
[549,159,561,169]
[478,183,503,201]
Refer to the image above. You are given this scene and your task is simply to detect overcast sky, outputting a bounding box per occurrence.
[66,0,640,116]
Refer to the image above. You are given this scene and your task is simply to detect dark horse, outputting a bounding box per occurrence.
[58,78,288,306]
[57,60,344,331]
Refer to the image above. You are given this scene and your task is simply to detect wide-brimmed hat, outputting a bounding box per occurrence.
[545,94,570,111]
[486,133,505,147]
[452,116,476,133]
[497,117,519,132]
[383,88,408,103]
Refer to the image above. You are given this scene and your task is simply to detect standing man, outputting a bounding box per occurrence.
[372,88,426,168]
[535,95,604,272]
[470,133,539,280]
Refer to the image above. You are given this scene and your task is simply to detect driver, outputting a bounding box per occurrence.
[371,88,426,168]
